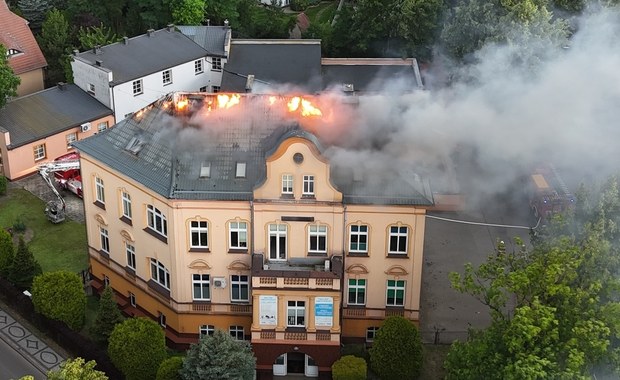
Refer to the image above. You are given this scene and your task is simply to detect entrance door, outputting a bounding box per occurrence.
[273,354,286,376]
[287,352,305,374]
[305,355,319,377]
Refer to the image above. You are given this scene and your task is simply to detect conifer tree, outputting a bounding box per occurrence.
[8,236,41,289]
[91,286,124,345]
[0,228,14,277]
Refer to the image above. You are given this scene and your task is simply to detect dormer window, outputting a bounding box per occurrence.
[200,162,211,178]
[6,48,22,57]
[236,162,246,178]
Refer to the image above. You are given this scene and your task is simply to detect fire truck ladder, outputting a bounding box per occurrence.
[37,160,80,223]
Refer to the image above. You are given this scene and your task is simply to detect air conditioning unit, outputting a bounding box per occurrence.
[80,123,91,132]
[213,277,227,288]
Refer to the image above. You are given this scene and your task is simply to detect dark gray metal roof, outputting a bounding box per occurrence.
[221,40,322,92]
[321,59,423,93]
[176,25,229,57]
[74,92,433,206]
[0,84,113,148]
[74,27,208,85]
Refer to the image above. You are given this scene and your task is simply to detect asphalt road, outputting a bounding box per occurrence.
[0,337,46,380]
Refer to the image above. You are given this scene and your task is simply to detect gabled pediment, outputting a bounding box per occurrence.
[120,229,134,242]
[227,260,251,271]
[94,213,107,226]
[345,264,369,275]
[385,265,408,276]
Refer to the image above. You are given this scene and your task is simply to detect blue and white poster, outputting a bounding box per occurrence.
[259,295,278,326]
[314,296,333,327]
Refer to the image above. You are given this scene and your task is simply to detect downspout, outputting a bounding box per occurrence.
[340,203,347,345]
[250,200,255,258]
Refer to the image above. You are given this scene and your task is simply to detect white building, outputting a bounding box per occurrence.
[71,25,231,121]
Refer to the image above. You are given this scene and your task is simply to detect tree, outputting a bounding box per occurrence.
[108,317,167,380]
[170,0,205,25]
[32,271,86,330]
[446,176,620,379]
[8,236,41,289]
[38,9,71,85]
[90,285,124,345]
[0,228,14,277]
[0,45,21,109]
[47,357,108,380]
[0,174,7,195]
[17,0,51,30]
[156,356,183,380]
[369,316,423,379]
[77,23,119,50]
[180,329,256,380]
[332,355,367,380]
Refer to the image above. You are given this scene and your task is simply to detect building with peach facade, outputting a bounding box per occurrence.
[73,92,433,379]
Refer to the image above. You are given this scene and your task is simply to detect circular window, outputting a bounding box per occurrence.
[293,153,304,164]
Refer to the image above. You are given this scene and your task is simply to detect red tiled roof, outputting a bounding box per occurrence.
[0,0,47,75]
[297,13,310,33]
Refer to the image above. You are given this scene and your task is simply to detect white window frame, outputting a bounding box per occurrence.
[308,224,327,253]
[97,121,108,132]
[366,326,380,342]
[159,312,166,327]
[200,324,215,338]
[95,177,105,204]
[103,275,110,287]
[348,278,366,306]
[87,83,95,95]
[147,205,167,237]
[162,69,172,85]
[229,221,248,249]
[229,325,244,340]
[126,243,136,270]
[66,132,77,149]
[386,280,406,307]
[199,86,207,92]
[303,175,314,195]
[287,300,305,327]
[192,273,210,301]
[230,275,249,302]
[150,258,170,290]
[194,59,203,74]
[100,227,109,253]
[121,191,132,219]
[190,220,208,249]
[282,174,293,194]
[129,292,136,307]
[211,57,222,71]
[33,144,46,161]
[388,226,408,254]
[349,224,368,253]
[212,85,220,93]
[236,162,246,178]
[132,79,143,95]
[269,223,287,260]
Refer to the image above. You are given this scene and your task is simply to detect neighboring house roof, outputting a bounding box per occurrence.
[321,58,423,93]
[221,40,322,93]
[176,25,229,57]
[0,84,113,148]
[74,92,433,206]
[0,0,47,75]
[73,26,209,85]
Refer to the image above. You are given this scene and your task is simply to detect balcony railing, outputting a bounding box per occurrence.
[343,307,419,320]
[252,330,340,343]
[253,276,339,290]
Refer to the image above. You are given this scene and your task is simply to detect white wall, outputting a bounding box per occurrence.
[71,59,112,108]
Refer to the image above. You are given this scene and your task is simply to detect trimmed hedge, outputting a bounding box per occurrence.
[32,271,86,330]
[332,355,367,380]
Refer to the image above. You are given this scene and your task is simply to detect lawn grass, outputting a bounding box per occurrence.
[304,1,338,25]
[0,188,88,273]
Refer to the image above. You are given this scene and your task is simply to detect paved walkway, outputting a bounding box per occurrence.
[0,306,64,377]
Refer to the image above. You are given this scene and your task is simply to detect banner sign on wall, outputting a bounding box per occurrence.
[259,295,278,326]
[314,296,333,327]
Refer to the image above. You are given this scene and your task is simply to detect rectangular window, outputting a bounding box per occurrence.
[66,132,77,149]
[87,83,95,95]
[236,162,246,178]
[33,144,46,161]
[281,174,293,194]
[100,227,109,253]
[194,59,203,74]
[388,226,408,254]
[200,325,214,338]
[229,222,247,249]
[348,279,366,305]
[150,258,170,290]
[103,275,110,287]
[97,121,108,132]
[303,175,314,195]
[212,85,220,93]
[159,313,166,327]
[386,280,405,306]
[162,69,172,85]
[349,225,368,253]
[122,192,132,219]
[269,224,287,260]
[129,292,136,307]
[308,225,327,253]
[126,243,136,270]
[147,205,167,237]
[230,275,249,302]
[190,221,208,249]
[132,79,143,95]
[287,301,305,327]
[366,326,380,342]
[192,274,210,300]
[211,57,222,71]
[199,86,207,92]
[95,177,105,204]
[229,325,244,340]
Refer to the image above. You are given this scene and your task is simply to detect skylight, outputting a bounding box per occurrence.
[235,162,246,178]
[200,162,211,178]
[125,136,145,154]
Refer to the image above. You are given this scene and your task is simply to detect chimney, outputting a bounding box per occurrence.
[166,24,174,32]
[95,60,103,67]
[206,19,210,26]
[72,49,79,56]
[147,28,155,37]
[224,19,229,27]
[57,82,66,91]
[93,45,102,55]
[122,36,129,45]
[245,75,254,93]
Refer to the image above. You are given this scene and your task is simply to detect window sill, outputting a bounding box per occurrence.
[143,228,168,244]
[386,254,409,259]
[124,266,136,277]
[163,82,172,86]
[120,216,132,226]
[348,252,369,257]
[189,248,210,253]
[285,327,307,332]
[307,252,327,257]
[301,194,315,199]
[98,250,110,260]
[93,201,106,210]
[280,194,294,199]
[147,280,170,299]
[228,248,248,254]
[231,300,250,304]
[346,304,366,308]
[195,72,204,75]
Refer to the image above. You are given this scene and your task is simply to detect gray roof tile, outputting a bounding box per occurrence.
[176,25,229,57]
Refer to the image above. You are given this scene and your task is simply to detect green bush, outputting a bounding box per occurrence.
[332,355,367,380]
[156,356,183,380]
[0,228,14,277]
[369,316,423,379]
[290,0,310,11]
[8,236,41,289]
[12,218,26,233]
[32,270,86,330]
[341,343,370,363]
[108,318,167,380]
[47,357,108,379]
[90,286,124,345]
[0,175,7,195]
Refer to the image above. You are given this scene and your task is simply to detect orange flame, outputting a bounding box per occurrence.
[176,98,189,111]
[217,94,241,109]
[287,96,322,117]
[268,96,277,105]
